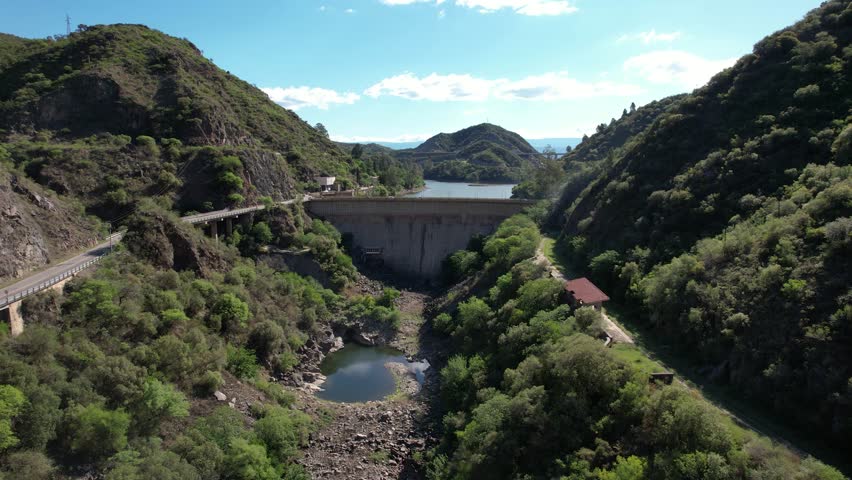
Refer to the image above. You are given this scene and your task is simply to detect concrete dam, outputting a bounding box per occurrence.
[305,197,532,278]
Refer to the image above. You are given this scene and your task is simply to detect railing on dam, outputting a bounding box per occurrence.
[305,197,534,218]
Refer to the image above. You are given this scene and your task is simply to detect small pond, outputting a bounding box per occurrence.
[316,344,429,403]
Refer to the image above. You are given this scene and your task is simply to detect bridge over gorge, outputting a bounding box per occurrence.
[1,195,531,335]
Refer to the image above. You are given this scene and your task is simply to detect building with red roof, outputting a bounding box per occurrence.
[564,277,610,311]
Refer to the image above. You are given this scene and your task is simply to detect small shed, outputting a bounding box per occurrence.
[316,175,337,192]
[564,277,610,311]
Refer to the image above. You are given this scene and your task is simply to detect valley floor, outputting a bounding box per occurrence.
[292,288,443,480]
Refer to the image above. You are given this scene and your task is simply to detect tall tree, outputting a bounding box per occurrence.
[314,123,329,138]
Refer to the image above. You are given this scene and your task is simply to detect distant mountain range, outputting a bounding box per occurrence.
[526,138,583,153]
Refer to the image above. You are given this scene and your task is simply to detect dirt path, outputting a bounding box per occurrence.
[535,241,633,344]
[294,289,439,480]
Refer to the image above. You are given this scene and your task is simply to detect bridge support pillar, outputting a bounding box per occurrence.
[6,300,23,337]
[225,218,233,236]
[209,221,218,242]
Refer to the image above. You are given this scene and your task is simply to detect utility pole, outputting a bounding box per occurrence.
[66,14,71,35]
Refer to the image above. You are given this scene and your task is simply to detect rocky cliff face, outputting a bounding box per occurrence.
[0,168,101,282]
[121,203,229,278]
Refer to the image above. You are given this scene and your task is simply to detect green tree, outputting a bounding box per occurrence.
[0,385,26,451]
[66,404,131,460]
[135,378,189,433]
[251,222,274,245]
[597,455,646,480]
[1,451,55,480]
[211,293,250,332]
[223,438,278,480]
[253,406,311,463]
[227,346,259,380]
[314,123,329,138]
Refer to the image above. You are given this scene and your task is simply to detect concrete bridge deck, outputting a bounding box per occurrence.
[1,196,312,311]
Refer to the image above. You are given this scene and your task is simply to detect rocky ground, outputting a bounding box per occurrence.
[287,284,445,480]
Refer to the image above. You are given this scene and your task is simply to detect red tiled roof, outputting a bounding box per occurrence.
[565,277,610,304]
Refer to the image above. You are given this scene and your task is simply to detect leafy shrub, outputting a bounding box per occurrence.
[65,404,130,460]
[226,346,259,380]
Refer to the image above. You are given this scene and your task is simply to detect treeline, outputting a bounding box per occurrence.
[349,144,424,195]
[0,202,400,479]
[547,0,852,456]
[424,214,844,479]
[560,162,852,453]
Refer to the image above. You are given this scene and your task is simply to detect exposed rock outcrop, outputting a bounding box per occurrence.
[0,168,101,282]
[122,203,228,277]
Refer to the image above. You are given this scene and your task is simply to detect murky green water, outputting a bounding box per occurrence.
[316,344,429,403]
[408,180,516,199]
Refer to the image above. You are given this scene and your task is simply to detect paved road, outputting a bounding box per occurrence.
[1,232,123,308]
[1,195,316,309]
[181,195,311,224]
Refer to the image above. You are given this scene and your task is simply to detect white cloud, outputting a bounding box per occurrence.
[623,50,737,89]
[617,29,682,45]
[364,72,641,102]
[262,86,360,110]
[379,0,576,16]
[379,0,442,4]
[438,8,446,18]
[332,133,432,143]
[365,73,493,101]
[345,8,355,13]
[319,5,327,11]
[456,0,577,16]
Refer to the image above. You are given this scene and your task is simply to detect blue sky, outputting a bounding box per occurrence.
[1,0,823,142]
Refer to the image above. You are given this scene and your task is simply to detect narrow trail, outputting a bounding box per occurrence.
[534,240,633,344]
[533,240,822,464]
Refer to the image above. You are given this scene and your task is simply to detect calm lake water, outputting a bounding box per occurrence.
[316,344,429,403]
[407,180,516,199]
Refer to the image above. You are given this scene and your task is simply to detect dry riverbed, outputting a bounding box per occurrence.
[290,288,442,480]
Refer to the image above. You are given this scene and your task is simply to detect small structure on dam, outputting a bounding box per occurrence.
[305,197,532,278]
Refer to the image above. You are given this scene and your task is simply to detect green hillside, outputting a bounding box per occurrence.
[552,0,852,455]
[396,123,542,182]
[0,24,355,216]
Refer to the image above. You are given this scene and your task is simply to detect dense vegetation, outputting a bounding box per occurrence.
[345,142,425,196]
[0,23,424,282]
[0,198,409,478]
[549,0,852,461]
[426,214,844,480]
[0,24,349,178]
[395,123,543,182]
[0,215,324,478]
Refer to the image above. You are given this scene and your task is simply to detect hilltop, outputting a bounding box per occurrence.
[551,0,852,458]
[395,123,542,182]
[0,24,375,276]
[0,24,355,214]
